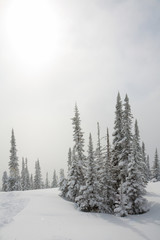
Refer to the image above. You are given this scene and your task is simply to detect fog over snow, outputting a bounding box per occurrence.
[0,0,160,182]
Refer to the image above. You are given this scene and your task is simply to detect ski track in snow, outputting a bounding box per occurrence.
[0,183,160,240]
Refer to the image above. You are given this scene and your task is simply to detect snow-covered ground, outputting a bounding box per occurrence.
[0,182,160,240]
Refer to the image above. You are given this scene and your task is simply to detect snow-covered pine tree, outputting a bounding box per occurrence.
[34,159,42,189]
[120,94,133,183]
[114,95,133,216]
[72,104,85,184]
[2,171,8,192]
[114,182,128,217]
[24,158,30,190]
[152,149,160,181]
[59,168,65,188]
[133,120,146,194]
[21,158,25,191]
[123,124,149,215]
[91,122,105,211]
[146,155,151,181]
[67,104,85,201]
[68,148,72,171]
[52,170,58,188]
[102,128,114,213]
[141,142,148,184]
[76,133,99,212]
[106,128,112,176]
[94,123,104,193]
[67,147,79,201]
[30,174,34,190]
[8,129,21,191]
[59,168,68,198]
[111,93,124,204]
[45,172,50,188]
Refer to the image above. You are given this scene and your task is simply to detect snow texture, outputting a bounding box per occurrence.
[0,182,160,240]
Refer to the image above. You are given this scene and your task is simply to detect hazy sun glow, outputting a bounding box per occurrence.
[4,0,63,73]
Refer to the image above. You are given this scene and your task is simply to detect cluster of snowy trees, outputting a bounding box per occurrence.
[60,93,160,217]
[2,129,60,192]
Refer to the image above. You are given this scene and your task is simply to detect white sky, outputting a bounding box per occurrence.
[0,0,160,183]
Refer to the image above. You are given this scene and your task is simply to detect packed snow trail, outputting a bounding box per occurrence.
[0,183,160,240]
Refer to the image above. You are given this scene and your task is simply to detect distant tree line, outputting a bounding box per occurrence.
[60,93,160,217]
[1,129,62,191]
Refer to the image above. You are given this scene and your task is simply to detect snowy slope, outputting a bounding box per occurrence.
[0,182,160,240]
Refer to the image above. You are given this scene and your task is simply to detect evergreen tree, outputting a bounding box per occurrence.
[2,171,8,192]
[141,142,148,184]
[146,155,151,181]
[62,93,150,217]
[102,128,114,213]
[120,94,133,182]
[24,158,30,190]
[45,172,50,188]
[72,104,85,183]
[152,149,160,181]
[106,127,112,176]
[111,93,124,204]
[67,104,85,201]
[76,134,99,212]
[114,182,128,217]
[95,123,104,195]
[21,158,25,191]
[59,169,68,198]
[68,148,72,171]
[67,147,78,201]
[52,170,58,188]
[59,168,65,188]
[30,174,34,190]
[34,159,42,189]
[8,129,21,191]
[114,94,133,216]
[133,120,146,194]
[123,130,149,215]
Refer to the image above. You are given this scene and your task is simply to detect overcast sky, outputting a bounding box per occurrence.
[0,0,160,183]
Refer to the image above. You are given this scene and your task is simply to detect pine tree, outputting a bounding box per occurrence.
[21,158,25,191]
[114,182,128,217]
[141,142,148,184]
[152,149,160,181]
[72,104,85,183]
[59,169,68,198]
[68,148,72,171]
[133,120,146,194]
[52,170,58,188]
[106,128,112,176]
[146,155,151,181]
[8,129,21,191]
[30,174,34,190]
[123,129,149,215]
[114,95,134,216]
[111,93,124,206]
[95,123,104,194]
[34,159,42,189]
[24,158,30,190]
[120,94,133,182]
[67,147,79,201]
[76,134,99,212]
[2,171,8,192]
[102,128,114,213]
[67,104,85,201]
[45,172,50,188]
[59,168,65,189]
